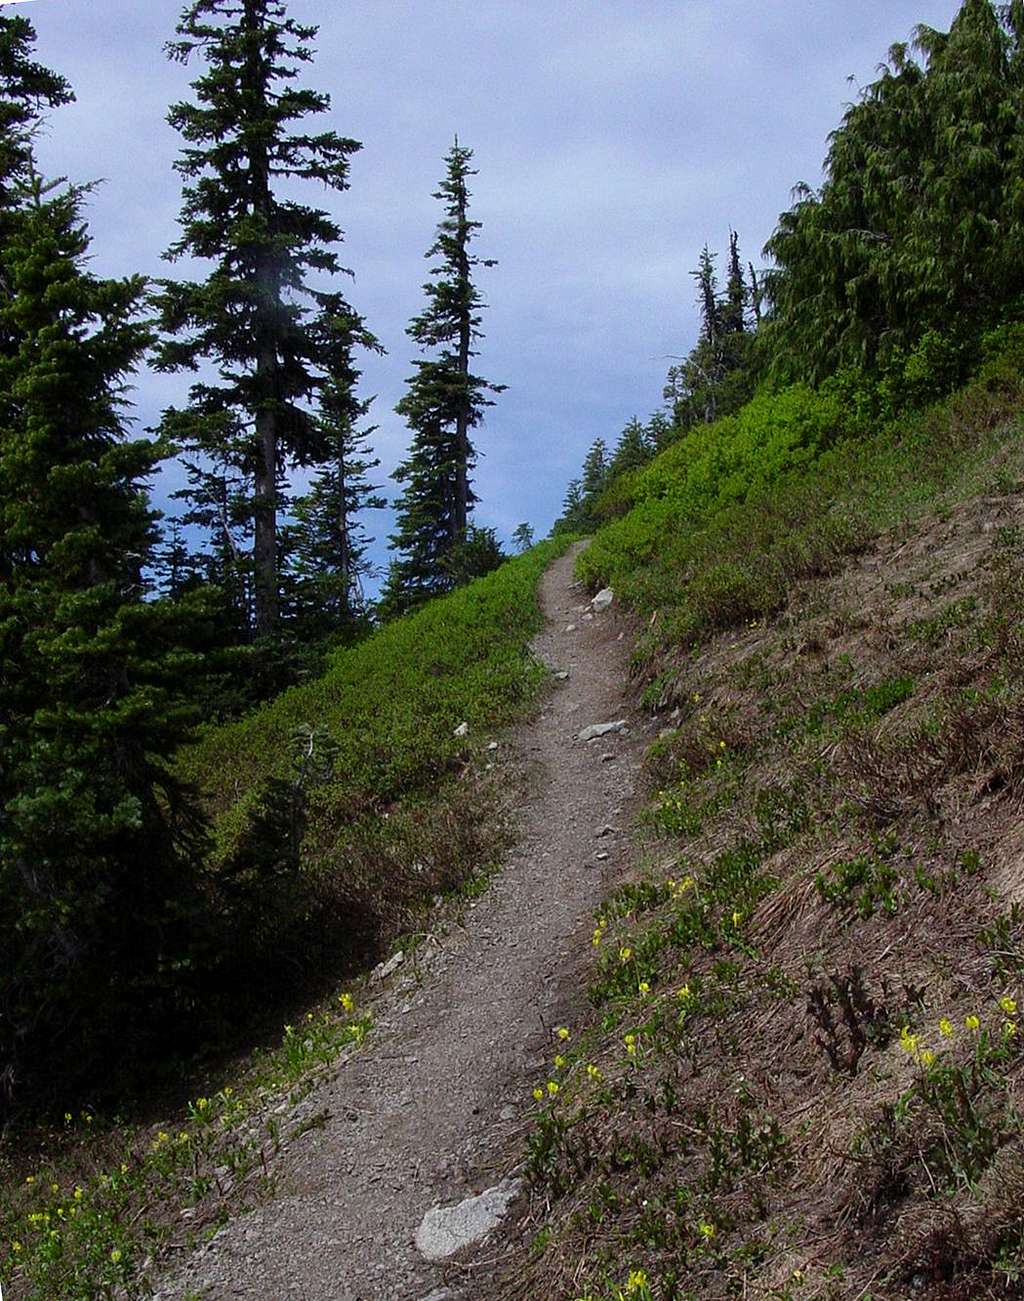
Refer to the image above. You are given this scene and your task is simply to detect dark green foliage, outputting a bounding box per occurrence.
[155,0,374,636]
[664,235,756,432]
[764,0,1024,383]
[512,522,536,552]
[0,180,210,1108]
[289,300,385,641]
[385,140,503,615]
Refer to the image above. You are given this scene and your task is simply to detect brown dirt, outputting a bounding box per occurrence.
[154,542,659,1301]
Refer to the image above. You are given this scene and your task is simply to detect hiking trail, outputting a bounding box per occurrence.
[158,542,655,1301]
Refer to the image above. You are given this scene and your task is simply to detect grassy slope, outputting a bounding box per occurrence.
[499,367,1024,1299]
[0,537,569,1301]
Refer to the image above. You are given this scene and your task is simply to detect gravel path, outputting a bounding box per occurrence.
[159,543,652,1301]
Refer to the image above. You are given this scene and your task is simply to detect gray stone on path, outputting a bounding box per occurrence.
[554,670,570,681]
[578,719,626,742]
[415,1177,522,1262]
[370,950,405,982]
[453,721,469,737]
[592,587,614,612]
[564,623,577,633]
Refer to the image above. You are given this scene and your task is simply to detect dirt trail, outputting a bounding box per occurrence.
[159,543,654,1301]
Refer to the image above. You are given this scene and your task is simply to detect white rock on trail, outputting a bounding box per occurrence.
[578,720,626,742]
[414,1178,522,1261]
[370,950,405,983]
[453,721,469,737]
[592,587,614,612]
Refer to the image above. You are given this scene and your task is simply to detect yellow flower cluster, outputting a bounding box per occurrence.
[592,916,607,947]
[624,1033,638,1057]
[666,875,694,900]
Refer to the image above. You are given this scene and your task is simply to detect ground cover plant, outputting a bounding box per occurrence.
[497,366,1024,1299]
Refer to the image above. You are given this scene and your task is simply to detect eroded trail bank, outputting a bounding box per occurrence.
[158,544,654,1301]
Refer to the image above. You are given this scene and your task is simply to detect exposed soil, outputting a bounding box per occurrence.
[156,542,658,1301]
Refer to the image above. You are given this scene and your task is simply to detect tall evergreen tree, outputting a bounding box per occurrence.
[0,176,210,1100]
[580,437,609,500]
[288,296,383,638]
[763,0,1024,383]
[155,0,374,637]
[384,139,503,614]
[665,236,755,431]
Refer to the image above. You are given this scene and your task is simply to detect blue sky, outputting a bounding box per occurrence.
[23,0,964,570]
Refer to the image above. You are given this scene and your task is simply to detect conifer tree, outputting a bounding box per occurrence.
[764,0,1024,383]
[512,522,535,552]
[155,0,374,637]
[0,177,210,1098]
[384,139,503,615]
[608,417,653,478]
[289,296,383,638]
[580,437,609,501]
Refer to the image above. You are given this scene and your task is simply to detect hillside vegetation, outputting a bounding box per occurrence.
[0,538,568,1301]
[499,357,1024,1299]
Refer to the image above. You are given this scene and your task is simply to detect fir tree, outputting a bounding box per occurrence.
[608,418,653,478]
[384,139,503,614]
[289,296,383,639]
[512,522,535,551]
[155,0,374,637]
[764,0,1024,383]
[580,437,609,501]
[0,178,209,1099]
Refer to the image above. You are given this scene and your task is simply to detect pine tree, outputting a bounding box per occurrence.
[155,0,374,637]
[763,0,1024,384]
[580,437,609,501]
[0,177,210,1099]
[512,522,535,552]
[289,295,383,639]
[385,139,503,615]
[608,418,653,478]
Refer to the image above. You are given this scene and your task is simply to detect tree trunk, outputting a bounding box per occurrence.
[245,0,279,637]
[454,184,471,545]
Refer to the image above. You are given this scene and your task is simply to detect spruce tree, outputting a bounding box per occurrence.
[384,139,503,615]
[0,178,210,1099]
[155,0,374,637]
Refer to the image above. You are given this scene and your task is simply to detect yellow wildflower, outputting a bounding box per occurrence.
[919,1049,935,1068]
[1001,996,1018,1016]
[698,1222,716,1239]
[619,947,632,962]
[626,1269,648,1292]
[899,1026,919,1055]
[546,1080,559,1096]
[938,1017,954,1037]
[110,1248,122,1264]
[624,1034,637,1056]
[966,1014,981,1032]
[638,981,650,996]
[586,1063,602,1081]
[677,984,691,1000]
[731,910,742,928]
[12,1240,22,1252]
[554,1054,567,1070]
[1006,1020,1018,1037]
[557,1026,570,1040]
[338,992,354,1013]
[532,1087,544,1102]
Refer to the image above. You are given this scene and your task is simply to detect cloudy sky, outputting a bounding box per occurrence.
[22,0,964,565]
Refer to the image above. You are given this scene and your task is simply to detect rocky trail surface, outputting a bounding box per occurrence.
[158,543,655,1301]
